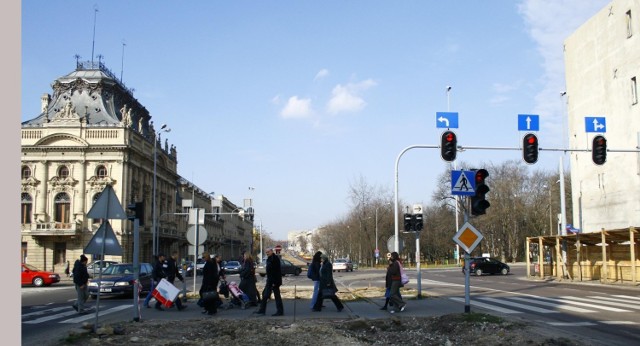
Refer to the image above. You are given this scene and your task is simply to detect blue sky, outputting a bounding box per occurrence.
[21,1,609,240]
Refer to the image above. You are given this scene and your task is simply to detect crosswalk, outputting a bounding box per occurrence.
[449,294,640,326]
[22,304,131,324]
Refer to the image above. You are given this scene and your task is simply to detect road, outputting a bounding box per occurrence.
[22,264,640,345]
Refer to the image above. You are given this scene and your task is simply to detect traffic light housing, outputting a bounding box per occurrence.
[440,130,457,162]
[592,135,607,165]
[414,214,424,232]
[522,133,539,164]
[471,169,490,216]
[127,201,145,226]
[403,213,414,232]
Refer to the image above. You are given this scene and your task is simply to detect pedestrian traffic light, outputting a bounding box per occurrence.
[414,213,424,232]
[127,201,145,226]
[471,169,490,216]
[440,130,457,162]
[403,213,414,232]
[592,135,607,165]
[522,133,539,164]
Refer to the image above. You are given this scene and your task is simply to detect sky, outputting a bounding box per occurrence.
[21,0,610,240]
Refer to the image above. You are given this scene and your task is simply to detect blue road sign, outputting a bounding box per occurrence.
[436,112,459,129]
[451,170,476,196]
[518,114,539,131]
[585,117,606,133]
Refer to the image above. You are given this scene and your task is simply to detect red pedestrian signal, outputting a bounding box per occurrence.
[440,131,457,162]
[592,135,607,165]
[522,133,539,164]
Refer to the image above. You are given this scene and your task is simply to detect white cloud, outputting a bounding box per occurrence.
[314,69,329,81]
[280,96,313,119]
[271,94,281,105]
[326,79,377,114]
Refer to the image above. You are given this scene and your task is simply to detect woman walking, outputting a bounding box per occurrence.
[312,254,344,312]
[385,252,406,313]
[307,251,322,310]
[238,252,259,306]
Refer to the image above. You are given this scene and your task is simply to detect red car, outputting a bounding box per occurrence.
[21,263,60,287]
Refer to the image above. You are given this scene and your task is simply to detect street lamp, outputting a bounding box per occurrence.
[152,123,170,256]
[375,202,392,265]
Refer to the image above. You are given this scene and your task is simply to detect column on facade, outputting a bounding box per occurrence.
[73,160,86,222]
[36,161,48,222]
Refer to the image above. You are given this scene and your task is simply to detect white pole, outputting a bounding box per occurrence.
[375,207,379,265]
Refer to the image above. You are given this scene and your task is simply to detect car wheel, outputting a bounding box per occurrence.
[475,268,483,276]
[294,270,300,276]
[501,268,509,275]
[32,277,44,287]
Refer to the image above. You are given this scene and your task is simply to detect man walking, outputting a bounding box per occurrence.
[71,255,90,314]
[167,251,187,311]
[152,253,168,311]
[254,248,283,316]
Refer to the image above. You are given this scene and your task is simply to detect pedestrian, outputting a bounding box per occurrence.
[238,251,259,306]
[253,248,283,316]
[143,255,158,308]
[64,260,70,277]
[200,252,221,315]
[71,255,90,314]
[152,253,168,311]
[312,254,344,312]
[307,251,322,310]
[167,251,187,311]
[380,254,402,310]
[385,251,406,314]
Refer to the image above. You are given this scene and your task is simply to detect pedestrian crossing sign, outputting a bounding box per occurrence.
[451,170,476,196]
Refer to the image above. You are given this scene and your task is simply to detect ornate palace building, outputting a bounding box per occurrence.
[21,61,253,272]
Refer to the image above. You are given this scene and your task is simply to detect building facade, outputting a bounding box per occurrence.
[21,61,252,272]
[564,0,640,233]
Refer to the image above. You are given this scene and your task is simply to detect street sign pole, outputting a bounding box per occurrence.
[415,230,422,299]
[463,203,471,313]
[132,218,140,321]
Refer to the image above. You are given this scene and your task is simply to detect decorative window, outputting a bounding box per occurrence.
[626,10,633,38]
[58,166,69,178]
[54,192,71,224]
[21,166,31,179]
[21,193,32,224]
[632,77,638,105]
[92,193,103,224]
[96,165,108,178]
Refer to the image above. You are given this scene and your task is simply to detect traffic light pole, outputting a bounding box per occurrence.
[132,218,141,321]
[462,200,471,313]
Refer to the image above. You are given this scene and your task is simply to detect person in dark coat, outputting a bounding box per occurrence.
[152,253,168,311]
[307,251,322,309]
[312,254,344,312]
[238,251,259,306]
[200,252,221,315]
[386,251,406,313]
[167,251,187,311]
[72,255,90,314]
[254,248,283,316]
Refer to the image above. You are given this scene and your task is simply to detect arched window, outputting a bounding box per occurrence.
[21,193,32,224]
[21,166,31,179]
[54,192,71,225]
[96,165,108,178]
[58,166,69,178]
[92,193,103,224]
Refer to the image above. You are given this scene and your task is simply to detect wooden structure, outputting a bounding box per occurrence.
[525,227,639,285]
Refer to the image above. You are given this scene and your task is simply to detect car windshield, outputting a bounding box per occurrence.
[335,259,346,263]
[103,264,134,275]
[226,261,240,267]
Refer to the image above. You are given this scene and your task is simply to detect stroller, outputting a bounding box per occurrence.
[220,279,251,310]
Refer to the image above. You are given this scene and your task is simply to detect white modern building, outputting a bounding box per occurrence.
[564,0,640,232]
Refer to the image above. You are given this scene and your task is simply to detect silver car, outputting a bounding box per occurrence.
[333,258,353,272]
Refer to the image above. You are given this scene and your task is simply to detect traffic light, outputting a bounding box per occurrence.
[414,214,424,232]
[471,169,490,216]
[592,135,607,165]
[403,213,414,232]
[127,201,145,226]
[522,133,539,164]
[440,130,457,162]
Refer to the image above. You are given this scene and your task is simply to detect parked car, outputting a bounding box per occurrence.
[333,258,354,272]
[195,258,206,275]
[256,258,302,277]
[463,257,510,276]
[222,260,243,275]
[72,260,119,278]
[88,263,153,298]
[21,263,60,287]
[179,261,194,277]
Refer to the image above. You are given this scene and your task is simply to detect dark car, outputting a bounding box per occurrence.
[21,263,60,287]
[463,257,510,276]
[222,260,243,275]
[256,258,302,277]
[88,263,153,298]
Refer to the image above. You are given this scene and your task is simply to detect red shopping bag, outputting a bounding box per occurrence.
[151,278,180,308]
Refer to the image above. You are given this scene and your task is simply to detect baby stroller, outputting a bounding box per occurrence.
[220,279,250,310]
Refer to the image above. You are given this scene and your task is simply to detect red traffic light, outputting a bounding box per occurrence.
[592,135,607,165]
[522,133,539,164]
[440,130,457,162]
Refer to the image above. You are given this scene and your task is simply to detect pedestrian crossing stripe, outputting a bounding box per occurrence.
[449,297,521,314]
[509,296,594,313]
[61,304,129,323]
[477,297,558,314]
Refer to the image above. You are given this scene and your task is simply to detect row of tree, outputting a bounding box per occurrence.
[305,160,572,266]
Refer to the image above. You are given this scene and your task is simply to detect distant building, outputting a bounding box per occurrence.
[287,229,314,254]
[20,61,252,272]
[564,0,640,232]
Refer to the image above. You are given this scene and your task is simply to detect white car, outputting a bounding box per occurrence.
[333,258,354,272]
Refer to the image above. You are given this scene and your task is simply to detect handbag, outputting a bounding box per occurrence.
[399,262,410,285]
[201,290,219,302]
[322,287,336,297]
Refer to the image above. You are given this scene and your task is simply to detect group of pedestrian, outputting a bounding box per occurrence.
[144,251,187,311]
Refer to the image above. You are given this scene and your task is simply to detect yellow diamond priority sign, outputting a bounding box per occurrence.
[453,222,484,254]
